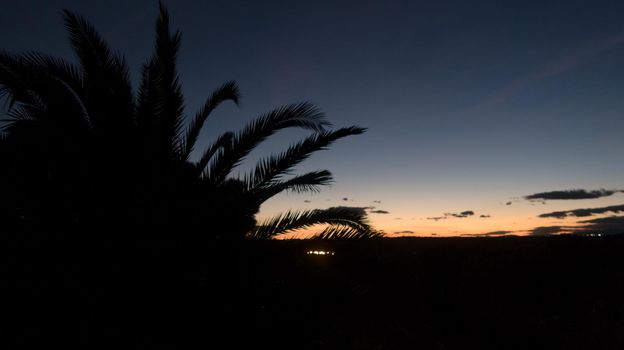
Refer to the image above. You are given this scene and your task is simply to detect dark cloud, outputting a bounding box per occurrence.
[468,230,515,237]
[506,201,512,206]
[444,210,474,218]
[393,230,414,234]
[428,210,475,220]
[304,200,311,203]
[483,230,513,236]
[538,204,624,219]
[373,200,381,204]
[480,214,491,218]
[573,216,624,235]
[529,226,568,236]
[525,189,619,201]
[342,197,349,201]
[328,206,368,215]
[580,216,624,224]
[369,210,390,214]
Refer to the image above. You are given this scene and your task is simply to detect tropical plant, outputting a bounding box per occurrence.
[0,4,380,241]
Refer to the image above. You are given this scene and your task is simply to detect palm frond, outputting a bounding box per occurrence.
[62,9,134,132]
[245,126,366,191]
[1,105,42,132]
[250,170,333,204]
[182,81,239,160]
[0,53,90,132]
[153,3,185,158]
[136,60,160,134]
[135,3,186,162]
[313,225,383,239]
[18,52,84,92]
[196,131,233,178]
[0,51,45,109]
[63,9,116,70]
[206,102,331,184]
[249,206,376,239]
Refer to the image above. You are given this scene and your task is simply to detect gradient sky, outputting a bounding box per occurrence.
[2,0,624,236]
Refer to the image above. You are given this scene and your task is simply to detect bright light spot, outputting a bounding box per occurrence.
[306,250,335,256]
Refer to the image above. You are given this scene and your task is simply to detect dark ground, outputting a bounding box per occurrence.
[2,235,624,349]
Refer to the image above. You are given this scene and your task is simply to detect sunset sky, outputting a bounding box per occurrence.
[2,0,624,236]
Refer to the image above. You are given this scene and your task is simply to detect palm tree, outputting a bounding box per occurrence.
[0,4,380,241]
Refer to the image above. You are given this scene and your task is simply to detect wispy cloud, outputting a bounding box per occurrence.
[573,216,624,235]
[539,204,624,219]
[526,189,620,201]
[369,209,390,214]
[445,210,474,218]
[475,34,624,109]
[427,210,476,221]
[529,226,569,236]
[468,230,515,237]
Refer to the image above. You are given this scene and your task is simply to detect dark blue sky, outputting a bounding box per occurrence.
[2,0,624,235]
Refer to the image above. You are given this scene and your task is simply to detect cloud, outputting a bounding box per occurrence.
[506,201,512,206]
[444,210,474,218]
[373,200,381,204]
[468,230,515,237]
[525,189,619,201]
[529,226,568,236]
[304,200,311,203]
[579,216,624,225]
[393,230,414,234]
[483,230,513,236]
[538,204,624,219]
[427,210,475,220]
[474,34,624,110]
[523,216,624,236]
[573,216,624,235]
[328,206,368,215]
[369,210,390,214]
[342,197,349,201]
[480,214,491,218]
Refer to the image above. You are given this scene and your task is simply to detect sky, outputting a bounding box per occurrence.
[1,0,624,237]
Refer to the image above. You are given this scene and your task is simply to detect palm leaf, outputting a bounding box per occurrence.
[0,54,90,132]
[63,9,134,131]
[153,3,185,158]
[250,170,333,204]
[206,102,331,184]
[196,131,233,178]
[250,206,377,239]
[135,3,185,165]
[182,81,239,160]
[18,52,84,92]
[245,126,366,191]
[0,51,45,109]
[313,225,383,239]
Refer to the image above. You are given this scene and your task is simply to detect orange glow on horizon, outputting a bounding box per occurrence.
[261,192,624,238]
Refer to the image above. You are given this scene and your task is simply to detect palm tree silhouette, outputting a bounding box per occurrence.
[0,4,380,241]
